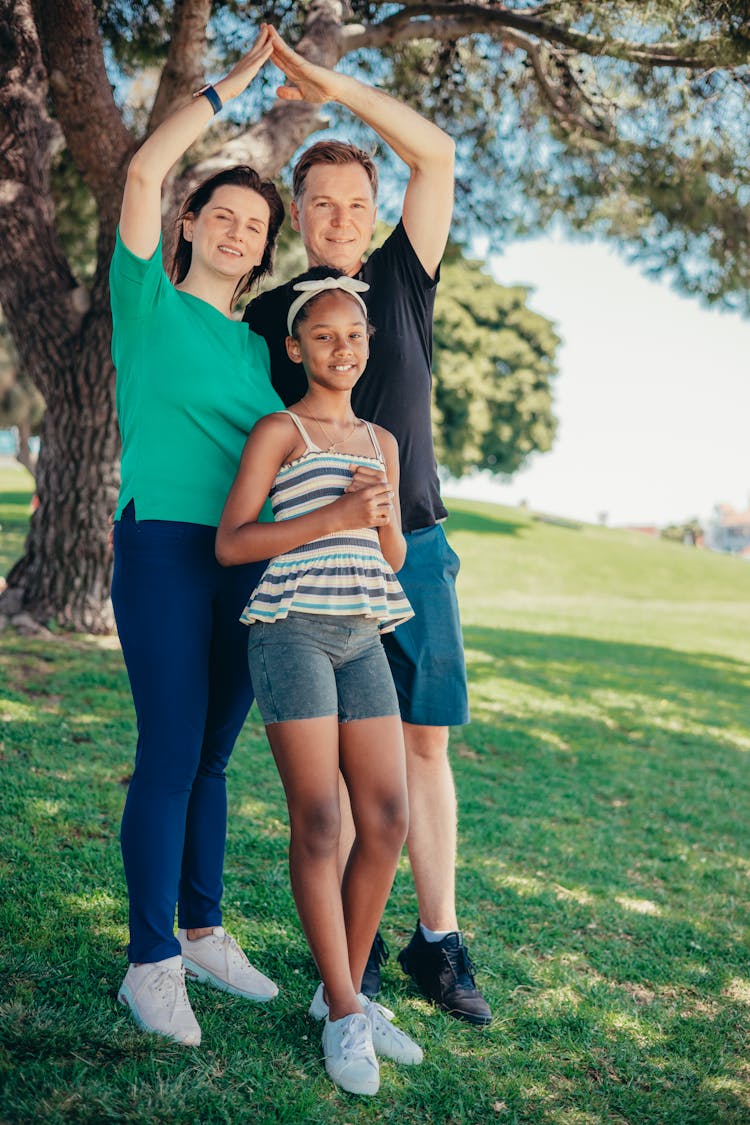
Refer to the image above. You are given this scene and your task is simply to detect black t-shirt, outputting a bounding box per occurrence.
[244,221,448,532]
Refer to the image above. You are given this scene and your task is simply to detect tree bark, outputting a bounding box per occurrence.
[0,0,345,632]
[6,331,120,631]
[14,420,38,479]
[0,0,122,631]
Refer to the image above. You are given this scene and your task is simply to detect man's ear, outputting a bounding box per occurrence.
[290,199,301,233]
[285,335,303,364]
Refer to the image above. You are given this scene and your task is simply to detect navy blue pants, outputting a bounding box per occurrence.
[111,502,264,964]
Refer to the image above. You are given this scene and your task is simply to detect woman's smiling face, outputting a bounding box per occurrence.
[182,184,271,279]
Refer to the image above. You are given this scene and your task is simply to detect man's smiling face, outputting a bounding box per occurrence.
[291,162,377,278]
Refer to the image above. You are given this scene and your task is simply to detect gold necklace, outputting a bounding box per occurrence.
[297,410,359,453]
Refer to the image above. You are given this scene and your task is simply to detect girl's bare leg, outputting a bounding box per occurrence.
[339,715,409,992]
[336,774,356,882]
[267,716,361,1022]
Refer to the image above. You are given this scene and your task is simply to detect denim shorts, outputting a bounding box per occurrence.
[381,523,470,727]
[247,613,400,724]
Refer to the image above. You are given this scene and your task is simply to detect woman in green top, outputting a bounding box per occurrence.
[110,27,284,1046]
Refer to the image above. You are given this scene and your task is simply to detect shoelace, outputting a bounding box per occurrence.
[367,1001,409,1043]
[151,966,191,1015]
[443,944,478,991]
[370,933,390,969]
[340,1015,374,1062]
[206,930,250,970]
[223,933,251,969]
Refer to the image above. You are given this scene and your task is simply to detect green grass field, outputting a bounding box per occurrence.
[1,463,749,1124]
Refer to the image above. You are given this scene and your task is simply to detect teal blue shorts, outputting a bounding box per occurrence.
[382,524,470,727]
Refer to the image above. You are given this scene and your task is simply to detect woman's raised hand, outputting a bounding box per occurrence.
[216,25,275,102]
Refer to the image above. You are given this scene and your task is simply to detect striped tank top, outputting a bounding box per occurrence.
[240,411,414,634]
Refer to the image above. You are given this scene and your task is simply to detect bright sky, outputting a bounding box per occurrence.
[441,236,750,528]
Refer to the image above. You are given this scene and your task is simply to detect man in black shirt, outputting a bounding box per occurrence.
[245,27,491,1026]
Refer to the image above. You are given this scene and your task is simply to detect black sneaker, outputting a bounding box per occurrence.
[361,932,390,999]
[397,923,492,1026]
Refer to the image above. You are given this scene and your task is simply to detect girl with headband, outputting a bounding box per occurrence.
[216,268,424,1095]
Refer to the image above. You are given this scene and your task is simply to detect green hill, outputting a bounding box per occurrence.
[449,498,750,662]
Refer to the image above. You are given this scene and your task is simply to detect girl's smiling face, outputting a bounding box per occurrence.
[286,290,370,390]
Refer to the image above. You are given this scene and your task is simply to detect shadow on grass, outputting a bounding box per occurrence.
[463,624,750,731]
[2,632,750,1123]
[445,507,527,537]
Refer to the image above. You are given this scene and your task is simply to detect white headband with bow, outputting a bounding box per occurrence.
[287,275,370,335]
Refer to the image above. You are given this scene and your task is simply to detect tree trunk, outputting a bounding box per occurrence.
[0,0,343,632]
[14,419,38,479]
[4,308,119,633]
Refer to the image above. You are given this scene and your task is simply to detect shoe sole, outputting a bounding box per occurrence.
[181,958,278,1002]
[398,954,492,1027]
[324,1069,380,1095]
[117,986,202,1046]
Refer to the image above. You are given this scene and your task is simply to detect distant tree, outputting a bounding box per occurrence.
[0,1,747,629]
[432,252,559,478]
[661,518,704,545]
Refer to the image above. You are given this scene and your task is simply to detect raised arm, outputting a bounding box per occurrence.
[120,27,274,258]
[269,28,455,278]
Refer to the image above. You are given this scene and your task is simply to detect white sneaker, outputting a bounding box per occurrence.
[118,956,201,1046]
[363,996,423,1065]
[309,982,423,1064]
[322,1012,379,1095]
[178,927,278,1001]
[308,981,330,1020]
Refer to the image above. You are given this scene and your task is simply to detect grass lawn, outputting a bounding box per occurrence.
[1,467,749,1124]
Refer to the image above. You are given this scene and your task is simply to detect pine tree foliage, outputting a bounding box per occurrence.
[433,254,559,478]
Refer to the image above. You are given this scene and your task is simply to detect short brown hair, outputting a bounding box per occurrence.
[292,141,378,203]
[171,165,284,303]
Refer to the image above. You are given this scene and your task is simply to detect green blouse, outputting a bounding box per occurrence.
[110,230,282,526]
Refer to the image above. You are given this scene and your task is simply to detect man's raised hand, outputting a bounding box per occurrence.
[267,25,339,105]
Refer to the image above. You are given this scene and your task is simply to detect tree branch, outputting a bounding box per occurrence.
[346,3,749,70]
[148,0,212,132]
[518,33,615,140]
[0,0,84,400]
[32,0,135,230]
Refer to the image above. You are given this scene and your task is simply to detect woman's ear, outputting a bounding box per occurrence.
[182,213,194,243]
[285,335,303,364]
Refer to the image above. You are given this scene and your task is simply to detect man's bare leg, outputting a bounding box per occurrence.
[402,722,458,931]
[396,720,491,1024]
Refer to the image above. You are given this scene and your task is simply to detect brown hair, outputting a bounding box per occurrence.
[292,141,378,203]
[170,166,284,303]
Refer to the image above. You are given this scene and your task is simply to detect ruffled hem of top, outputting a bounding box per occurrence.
[240,569,414,635]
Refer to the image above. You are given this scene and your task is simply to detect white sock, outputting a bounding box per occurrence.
[420,923,454,943]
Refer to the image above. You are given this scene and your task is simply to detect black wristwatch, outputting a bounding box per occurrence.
[193,83,223,115]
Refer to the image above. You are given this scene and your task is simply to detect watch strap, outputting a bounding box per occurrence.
[194,83,223,115]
